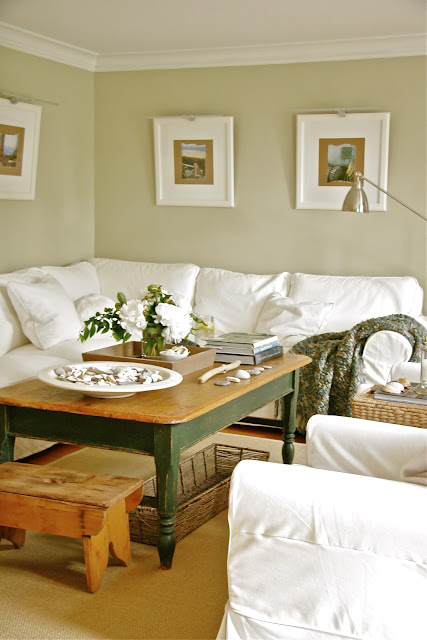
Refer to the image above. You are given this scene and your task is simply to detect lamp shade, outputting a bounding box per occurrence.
[342,174,369,212]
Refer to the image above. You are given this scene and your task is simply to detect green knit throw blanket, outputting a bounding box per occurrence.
[289,314,427,424]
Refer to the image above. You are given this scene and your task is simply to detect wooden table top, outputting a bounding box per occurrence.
[0,354,310,425]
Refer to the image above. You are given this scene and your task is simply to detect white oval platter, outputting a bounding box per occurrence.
[38,361,183,399]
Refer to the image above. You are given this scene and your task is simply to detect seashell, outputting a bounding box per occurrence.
[263,365,272,369]
[215,380,230,386]
[226,376,241,383]
[247,369,262,376]
[234,369,251,379]
[382,381,404,394]
[397,377,411,389]
[54,367,66,377]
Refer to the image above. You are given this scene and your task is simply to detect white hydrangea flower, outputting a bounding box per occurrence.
[170,293,192,314]
[153,302,192,343]
[118,299,148,339]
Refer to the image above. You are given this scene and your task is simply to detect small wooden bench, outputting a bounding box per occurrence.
[0,462,143,592]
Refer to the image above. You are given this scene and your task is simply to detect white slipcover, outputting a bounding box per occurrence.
[218,416,427,640]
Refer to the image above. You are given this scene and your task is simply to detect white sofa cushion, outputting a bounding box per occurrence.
[90,258,200,306]
[306,415,427,481]
[0,267,43,357]
[289,273,423,333]
[41,261,101,301]
[194,267,291,334]
[256,293,333,348]
[75,293,116,322]
[223,458,427,640]
[7,274,82,350]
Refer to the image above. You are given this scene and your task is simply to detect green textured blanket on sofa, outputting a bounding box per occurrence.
[289,314,427,425]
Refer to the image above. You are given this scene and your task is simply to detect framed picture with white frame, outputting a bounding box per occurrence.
[153,115,234,207]
[0,98,42,200]
[296,112,390,211]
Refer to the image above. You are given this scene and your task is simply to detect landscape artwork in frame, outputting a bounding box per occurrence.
[296,112,390,210]
[0,98,42,200]
[153,116,234,207]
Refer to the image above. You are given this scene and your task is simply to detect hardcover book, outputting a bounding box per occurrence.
[214,344,284,365]
[373,387,427,406]
[206,332,278,355]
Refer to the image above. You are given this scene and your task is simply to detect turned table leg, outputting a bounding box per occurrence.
[154,427,180,569]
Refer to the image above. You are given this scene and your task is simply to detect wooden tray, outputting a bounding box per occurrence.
[82,340,216,375]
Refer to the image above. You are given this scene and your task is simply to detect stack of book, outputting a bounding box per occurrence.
[205,332,283,365]
[373,386,427,406]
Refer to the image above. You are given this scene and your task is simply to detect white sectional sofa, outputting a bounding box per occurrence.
[0,257,425,459]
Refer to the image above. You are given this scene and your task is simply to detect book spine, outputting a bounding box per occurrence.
[214,346,283,365]
[253,346,283,363]
[373,393,427,406]
[208,341,279,355]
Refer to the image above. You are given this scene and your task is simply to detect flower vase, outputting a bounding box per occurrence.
[143,325,165,357]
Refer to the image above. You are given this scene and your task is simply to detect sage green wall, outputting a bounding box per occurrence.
[0,47,94,272]
[94,57,426,300]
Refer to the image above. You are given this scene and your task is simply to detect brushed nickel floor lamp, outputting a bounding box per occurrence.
[342,172,426,221]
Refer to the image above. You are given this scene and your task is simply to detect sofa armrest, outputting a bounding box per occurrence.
[390,361,422,383]
[306,414,427,480]
[221,460,427,640]
[362,330,413,387]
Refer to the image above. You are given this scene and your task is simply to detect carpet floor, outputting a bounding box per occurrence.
[0,433,305,640]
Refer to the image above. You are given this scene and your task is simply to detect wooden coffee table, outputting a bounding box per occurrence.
[0,353,310,569]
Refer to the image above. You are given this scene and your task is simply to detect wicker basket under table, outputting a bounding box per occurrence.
[129,443,269,545]
[351,389,427,429]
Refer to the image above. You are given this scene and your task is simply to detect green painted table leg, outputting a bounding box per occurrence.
[154,426,181,569]
[281,370,300,464]
[1,406,14,464]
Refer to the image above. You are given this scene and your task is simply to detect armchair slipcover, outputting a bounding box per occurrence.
[218,415,427,640]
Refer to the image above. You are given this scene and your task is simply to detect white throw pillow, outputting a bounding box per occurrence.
[0,267,43,356]
[7,274,82,350]
[194,267,291,334]
[256,294,334,346]
[41,261,101,301]
[75,293,116,322]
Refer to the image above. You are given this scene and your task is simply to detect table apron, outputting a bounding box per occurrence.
[3,407,155,454]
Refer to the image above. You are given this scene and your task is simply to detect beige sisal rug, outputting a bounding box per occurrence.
[0,434,305,640]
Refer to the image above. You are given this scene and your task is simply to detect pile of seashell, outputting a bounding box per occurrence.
[374,377,411,394]
[53,364,163,387]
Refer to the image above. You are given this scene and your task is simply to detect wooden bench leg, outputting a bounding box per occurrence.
[0,525,26,548]
[83,522,110,593]
[82,500,131,592]
[108,499,131,567]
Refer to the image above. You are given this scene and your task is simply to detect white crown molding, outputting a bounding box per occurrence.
[0,22,97,71]
[95,34,427,71]
[0,22,425,72]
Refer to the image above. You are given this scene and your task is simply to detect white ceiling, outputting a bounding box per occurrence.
[0,0,426,71]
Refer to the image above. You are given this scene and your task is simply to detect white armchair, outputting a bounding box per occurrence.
[218,415,427,640]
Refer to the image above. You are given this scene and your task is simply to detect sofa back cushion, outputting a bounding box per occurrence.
[0,267,43,356]
[194,267,291,334]
[7,274,82,350]
[90,258,200,306]
[256,293,334,349]
[289,273,424,333]
[41,261,101,301]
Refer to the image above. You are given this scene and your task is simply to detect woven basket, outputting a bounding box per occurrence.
[351,390,427,428]
[129,443,269,545]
